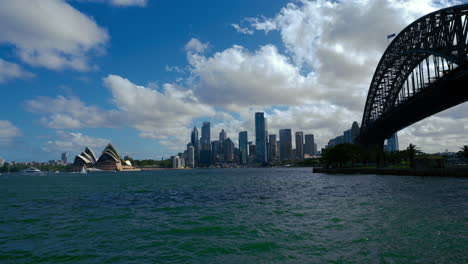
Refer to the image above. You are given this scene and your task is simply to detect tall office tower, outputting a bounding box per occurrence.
[343,129,352,144]
[171,156,181,168]
[304,134,315,156]
[268,134,278,162]
[200,121,212,165]
[211,140,222,162]
[219,129,226,142]
[61,152,68,164]
[191,126,200,162]
[351,121,360,143]
[223,138,235,162]
[386,133,399,152]
[313,143,317,156]
[248,142,256,162]
[239,131,248,164]
[187,145,195,168]
[295,131,304,160]
[255,112,268,163]
[279,129,292,161]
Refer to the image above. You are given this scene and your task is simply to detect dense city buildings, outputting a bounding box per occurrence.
[304,134,315,156]
[255,112,268,163]
[295,131,304,160]
[279,129,292,161]
[174,113,324,167]
[239,131,248,165]
[327,121,360,148]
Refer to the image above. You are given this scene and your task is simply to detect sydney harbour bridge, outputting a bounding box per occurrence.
[358,4,468,146]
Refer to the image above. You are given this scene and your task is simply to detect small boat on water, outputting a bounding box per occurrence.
[80,166,87,174]
[23,167,43,175]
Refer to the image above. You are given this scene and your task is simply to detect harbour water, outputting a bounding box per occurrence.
[1,168,467,263]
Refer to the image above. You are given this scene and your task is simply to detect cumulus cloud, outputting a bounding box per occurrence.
[0,59,34,83]
[0,0,108,71]
[184,38,209,53]
[27,75,215,151]
[0,121,22,144]
[42,131,109,153]
[24,96,120,129]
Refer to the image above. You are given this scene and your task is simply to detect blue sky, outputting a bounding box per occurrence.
[1,0,467,161]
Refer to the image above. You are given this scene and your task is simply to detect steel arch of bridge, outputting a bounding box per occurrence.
[360,4,468,145]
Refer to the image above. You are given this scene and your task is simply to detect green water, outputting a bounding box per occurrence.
[1,168,467,263]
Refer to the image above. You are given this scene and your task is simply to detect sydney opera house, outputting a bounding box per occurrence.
[73,143,139,172]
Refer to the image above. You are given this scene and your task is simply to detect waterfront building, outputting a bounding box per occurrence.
[187,145,195,168]
[224,138,235,162]
[61,152,68,164]
[73,147,98,169]
[73,144,136,171]
[268,134,278,162]
[279,129,292,161]
[171,156,182,168]
[295,131,304,160]
[255,112,268,163]
[191,126,200,163]
[304,134,315,156]
[239,131,248,165]
[211,140,223,163]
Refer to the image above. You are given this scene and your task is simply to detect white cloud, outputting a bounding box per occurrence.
[0,59,34,83]
[188,44,311,109]
[42,131,109,153]
[27,75,215,151]
[231,24,254,35]
[103,74,215,139]
[110,0,147,7]
[25,96,120,129]
[184,38,209,53]
[0,0,108,71]
[0,121,22,143]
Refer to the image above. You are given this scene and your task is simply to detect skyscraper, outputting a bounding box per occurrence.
[268,134,278,162]
[295,131,304,160]
[279,129,292,161]
[187,144,195,168]
[219,129,226,142]
[255,112,267,163]
[239,131,248,165]
[223,138,235,162]
[191,126,200,162]
[304,134,315,156]
[61,152,68,164]
[351,121,360,144]
[386,133,399,152]
[200,122,212,165]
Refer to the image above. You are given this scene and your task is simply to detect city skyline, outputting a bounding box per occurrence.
[1,0,467,162]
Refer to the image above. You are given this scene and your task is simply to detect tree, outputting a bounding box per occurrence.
[457,145,468,164]
[406,143,421,168]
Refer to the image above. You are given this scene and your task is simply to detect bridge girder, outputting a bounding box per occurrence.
[360,4,468,145]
